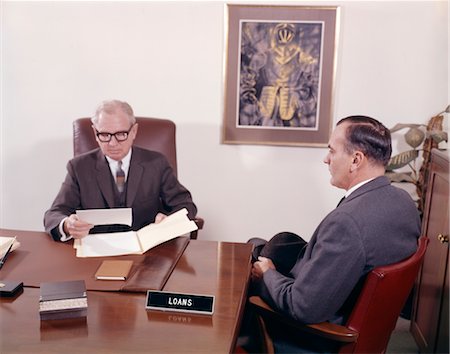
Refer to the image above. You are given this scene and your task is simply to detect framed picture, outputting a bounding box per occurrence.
[222,5,339,147]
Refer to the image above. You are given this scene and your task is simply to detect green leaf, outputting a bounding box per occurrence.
[405,127,425,148]
[385,171,415,183]
[427,130,448,144]
[390,123,423,133]
[385,150,419,170]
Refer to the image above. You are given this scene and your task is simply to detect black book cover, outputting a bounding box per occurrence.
[40,280,86,302]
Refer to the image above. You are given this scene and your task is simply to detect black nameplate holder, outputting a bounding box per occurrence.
[146,290,214,315]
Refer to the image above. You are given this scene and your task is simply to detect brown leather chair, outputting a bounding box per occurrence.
[73,117,203,239]
[247,236,428,354]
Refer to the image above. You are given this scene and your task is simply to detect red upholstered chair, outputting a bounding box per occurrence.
[72,117,204,239]
[247,236,428,354]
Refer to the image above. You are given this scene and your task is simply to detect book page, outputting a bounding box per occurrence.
[137,209,198,253]
[76,231,142,257]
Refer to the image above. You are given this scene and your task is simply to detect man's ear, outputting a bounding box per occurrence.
[131,123,138,139]
[350,151,364,171]
[91,124,99,141]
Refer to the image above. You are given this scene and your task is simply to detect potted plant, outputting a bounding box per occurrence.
[385,105,449,216]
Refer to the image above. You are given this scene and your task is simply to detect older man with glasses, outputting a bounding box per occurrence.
[44,100,197,242]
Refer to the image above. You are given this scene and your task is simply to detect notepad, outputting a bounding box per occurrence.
[95,260,133,280]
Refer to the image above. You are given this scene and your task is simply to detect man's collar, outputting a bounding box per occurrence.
[105,149,132,166]
[345,177,376,198]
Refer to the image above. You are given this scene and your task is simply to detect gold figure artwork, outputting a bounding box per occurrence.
[239,22,322,128]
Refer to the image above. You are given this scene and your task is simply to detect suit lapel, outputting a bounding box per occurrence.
[126,148,144,206]
[95,150,116,207]
[343,176,390,205]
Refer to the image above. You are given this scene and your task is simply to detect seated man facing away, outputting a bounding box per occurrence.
[44,99,197,241]
[246,115,421,353]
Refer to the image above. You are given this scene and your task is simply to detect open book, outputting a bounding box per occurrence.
[73,208,197,258]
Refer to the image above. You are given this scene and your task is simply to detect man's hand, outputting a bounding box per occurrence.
[251,256,276,280]
[154,212,167,224]
[63,214,94,239]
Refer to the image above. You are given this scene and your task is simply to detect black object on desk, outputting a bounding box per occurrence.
[39,280,88,320]
[146,290,215,315]
[0,280,23,297]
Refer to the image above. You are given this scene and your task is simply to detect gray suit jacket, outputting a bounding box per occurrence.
[259,176,421,324]
[44,146,197,241]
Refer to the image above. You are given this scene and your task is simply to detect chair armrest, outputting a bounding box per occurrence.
[194,217,204,230]
[189,217,204,240]
[249,296,359,343]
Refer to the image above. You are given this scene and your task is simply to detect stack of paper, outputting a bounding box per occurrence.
[0,236,20,258]
[74,208,197,257]
[76,208,132,227]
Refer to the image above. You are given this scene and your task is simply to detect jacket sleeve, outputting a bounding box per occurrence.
[261,211,366,324]
[43,160,82,239]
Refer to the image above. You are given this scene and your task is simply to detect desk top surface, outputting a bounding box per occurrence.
[0,228,191,291]
[0,229,252,353]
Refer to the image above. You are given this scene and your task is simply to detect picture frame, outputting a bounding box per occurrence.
[222,5,340,147]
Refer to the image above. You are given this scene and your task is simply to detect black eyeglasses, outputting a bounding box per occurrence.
[95,124,135,143]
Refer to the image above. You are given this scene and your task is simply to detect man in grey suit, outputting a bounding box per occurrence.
[248,115,421,352]
[44,100,197,242]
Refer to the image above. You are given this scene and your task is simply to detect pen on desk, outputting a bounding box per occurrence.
[0,237,16,270]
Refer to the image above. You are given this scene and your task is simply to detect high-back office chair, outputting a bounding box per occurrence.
[247,236,428,354]
[73,117,203,239]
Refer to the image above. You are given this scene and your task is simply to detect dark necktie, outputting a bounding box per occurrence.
[116,161,125,193]
[336,196,346,207]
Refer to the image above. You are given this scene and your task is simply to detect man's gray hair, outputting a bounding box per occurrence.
[91,100,136,126]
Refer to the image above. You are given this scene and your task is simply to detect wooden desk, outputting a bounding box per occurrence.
[0,229,252,353]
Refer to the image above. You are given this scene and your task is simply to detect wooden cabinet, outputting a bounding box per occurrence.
[411,149,449,353]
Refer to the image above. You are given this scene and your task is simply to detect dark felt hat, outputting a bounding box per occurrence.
[250,232,307,274]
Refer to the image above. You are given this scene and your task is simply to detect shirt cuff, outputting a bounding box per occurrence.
[58,217,73,242]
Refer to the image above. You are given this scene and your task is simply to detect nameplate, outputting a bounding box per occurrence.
[145,290,214,315]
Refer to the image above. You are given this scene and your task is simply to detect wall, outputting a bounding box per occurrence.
[1,1,448,242]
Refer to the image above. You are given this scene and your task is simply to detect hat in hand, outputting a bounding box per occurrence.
[260,232,307,274]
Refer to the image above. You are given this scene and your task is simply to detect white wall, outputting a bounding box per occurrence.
[1,1,448,243]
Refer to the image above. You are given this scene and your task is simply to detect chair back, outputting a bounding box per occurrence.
[341,236,428,353]
[73,117,177,176]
